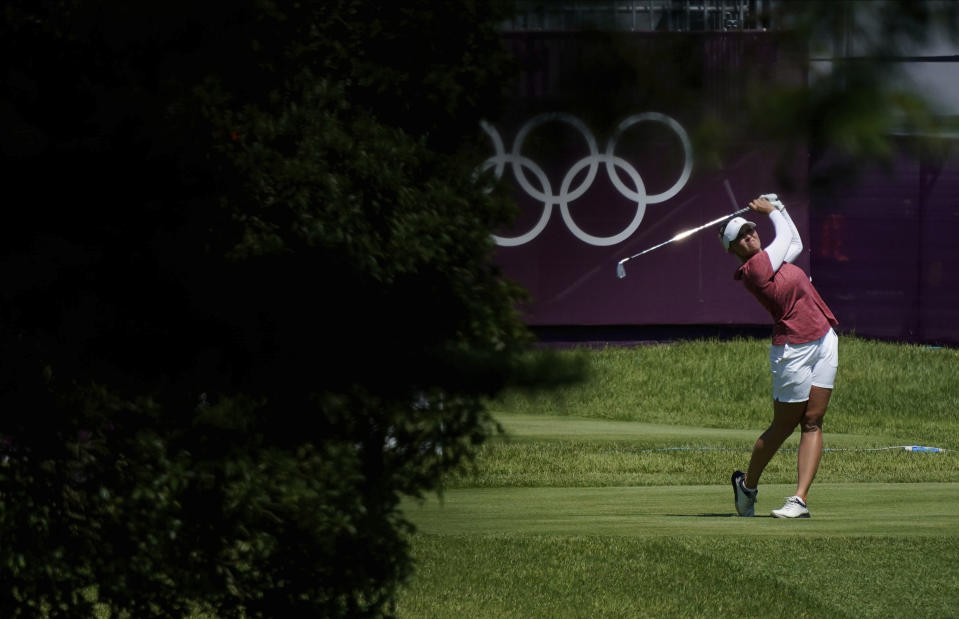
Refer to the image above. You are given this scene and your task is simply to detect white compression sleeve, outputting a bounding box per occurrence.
[764,210,801,273]
[779,208,803,263]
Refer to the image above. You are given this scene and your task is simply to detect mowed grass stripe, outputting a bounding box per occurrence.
[398,535,959,618]
[492,414,920,447]
[454,441,959,488]
[448,415,958,488]
[404,483,959,538]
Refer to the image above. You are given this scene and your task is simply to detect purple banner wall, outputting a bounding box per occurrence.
[810,138,959,345]
[488,33,959,345]
[488,136,809,326]
[489,32,808,328]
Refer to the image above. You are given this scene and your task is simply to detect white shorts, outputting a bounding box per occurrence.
[769,328,838,403]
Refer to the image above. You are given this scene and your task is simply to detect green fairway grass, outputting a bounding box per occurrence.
[397,337,959,617]
[401,534,959,618]
[449,415,958,488]
[404,482,959,538]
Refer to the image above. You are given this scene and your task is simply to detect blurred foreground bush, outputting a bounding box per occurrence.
[0,0,582,615]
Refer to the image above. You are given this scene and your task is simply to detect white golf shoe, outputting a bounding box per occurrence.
[731,471,757,517]
[771,496,810,519]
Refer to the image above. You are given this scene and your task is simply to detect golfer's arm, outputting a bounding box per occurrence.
[764,210,800,272]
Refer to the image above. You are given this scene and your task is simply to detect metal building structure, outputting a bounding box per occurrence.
[503,0,777,32]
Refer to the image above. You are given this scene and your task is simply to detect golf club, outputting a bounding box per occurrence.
[616,196,749,279]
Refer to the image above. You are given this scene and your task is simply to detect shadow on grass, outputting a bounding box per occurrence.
[666,513,773,518]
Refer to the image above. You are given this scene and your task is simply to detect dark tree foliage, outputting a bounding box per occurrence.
[748,0,959,190]
[0,1,566,616]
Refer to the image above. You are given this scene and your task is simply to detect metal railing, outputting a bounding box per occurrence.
[503,0,775,32]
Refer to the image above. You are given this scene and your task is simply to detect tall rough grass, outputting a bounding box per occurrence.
[491,336,959,445]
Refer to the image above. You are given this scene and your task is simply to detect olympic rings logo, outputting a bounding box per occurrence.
[480,112,693,247]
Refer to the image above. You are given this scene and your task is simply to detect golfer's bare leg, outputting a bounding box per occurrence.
[795,385,832,502]
[744,400,805,489]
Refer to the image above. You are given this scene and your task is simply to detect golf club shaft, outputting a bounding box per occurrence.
[623,206,750,262]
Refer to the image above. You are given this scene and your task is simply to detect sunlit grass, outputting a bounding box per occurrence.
[491,335,959,445]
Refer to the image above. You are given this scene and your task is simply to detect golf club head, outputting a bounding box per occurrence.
[616,261,627,279]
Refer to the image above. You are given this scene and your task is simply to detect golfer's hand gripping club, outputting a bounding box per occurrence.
[616,206,751,279]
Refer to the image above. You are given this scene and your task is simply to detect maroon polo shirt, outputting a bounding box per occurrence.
[735,251,838,345]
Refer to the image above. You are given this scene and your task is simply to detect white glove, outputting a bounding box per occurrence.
[761,193,786,212]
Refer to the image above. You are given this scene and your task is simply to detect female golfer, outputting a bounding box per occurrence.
[719,195,838,518]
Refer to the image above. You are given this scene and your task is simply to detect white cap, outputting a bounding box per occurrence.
[720,216,756,250]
